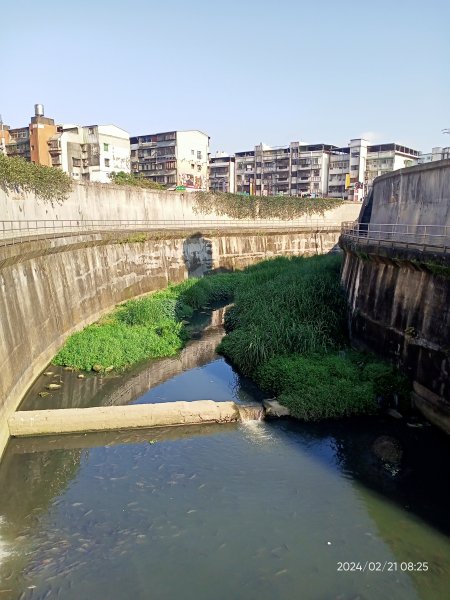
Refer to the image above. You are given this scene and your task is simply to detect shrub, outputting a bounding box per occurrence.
[256,353,378,421]
[109,171,164,190]
[0,153,72,202]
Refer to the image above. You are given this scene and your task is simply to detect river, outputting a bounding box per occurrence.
[1,307,449,599]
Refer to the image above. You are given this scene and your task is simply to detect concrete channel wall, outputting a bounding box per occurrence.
[0,219,355,459]
[0,182,360,225]
[370,159,450,227]
[340,161,450,434]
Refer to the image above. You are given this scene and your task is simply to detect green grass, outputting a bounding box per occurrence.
[255,352,406,421]
[54,274,239,372]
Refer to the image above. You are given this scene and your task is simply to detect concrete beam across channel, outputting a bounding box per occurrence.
[8,401,264,437]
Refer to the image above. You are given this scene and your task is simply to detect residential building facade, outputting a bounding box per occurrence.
[328,140,419,201]
[48,124,130,183]
[418,146,450,164]
[233,138,419,201]
[209,153,235,193]
[130,130,209,190]
[235,142,335,197]
[3,105,57,166]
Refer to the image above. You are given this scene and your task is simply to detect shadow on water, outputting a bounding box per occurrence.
[268,416,450,598]
[275,416,450,535]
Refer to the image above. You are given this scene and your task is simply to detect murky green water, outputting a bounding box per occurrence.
[1,418,450,599]
[6,305,450,599]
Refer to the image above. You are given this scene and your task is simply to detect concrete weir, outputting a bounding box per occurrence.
[8,401,265,437]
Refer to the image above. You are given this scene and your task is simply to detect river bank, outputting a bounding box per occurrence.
[52,255,409,421]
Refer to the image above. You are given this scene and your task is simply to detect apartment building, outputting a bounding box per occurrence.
[418,146,450,163]
[48,124,130,183]
[235,142,336,196]
[233,138,420,200]
[3,105,57,166]
[130,130,209,190]
[208,153,235,193]
[333,139,419,201]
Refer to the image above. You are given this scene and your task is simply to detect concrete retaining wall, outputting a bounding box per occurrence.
[340,245,450,434]
[370,159,450,227]
[0,182,360,225]
[341,161,450,433]
[0,227,342,459]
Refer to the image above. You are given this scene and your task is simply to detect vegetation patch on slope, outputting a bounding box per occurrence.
[54,274,238,371]
[193,191,344,220]
[109,171,165,190]
[0,154,72,202]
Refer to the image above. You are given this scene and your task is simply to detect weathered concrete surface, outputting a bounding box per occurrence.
[8,401,243,436]
[0,182,360,225]
[341,161,450,433]
[370,159,450,227]
[340,243,450,434]
[0,228,343,459]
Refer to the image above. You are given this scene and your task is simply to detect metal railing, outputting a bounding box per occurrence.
[341,221,450,254]
[0,219,343,247]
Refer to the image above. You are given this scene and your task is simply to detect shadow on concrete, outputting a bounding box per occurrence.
[182,233,213,278]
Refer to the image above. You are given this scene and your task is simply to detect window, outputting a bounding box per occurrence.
[72,158,81,167]
[104,143,109,152]
[105,158,110,167]
[88,128,94,135]
[197,151,202,160]
[191,149,195,155]
[197,165,201,171]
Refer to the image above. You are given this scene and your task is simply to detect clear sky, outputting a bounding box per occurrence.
[2,0,449,154]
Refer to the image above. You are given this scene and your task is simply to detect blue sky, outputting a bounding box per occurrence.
[2,0,449,153]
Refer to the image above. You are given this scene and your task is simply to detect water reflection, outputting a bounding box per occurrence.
[20,305,239,411]
[0,418,449,599]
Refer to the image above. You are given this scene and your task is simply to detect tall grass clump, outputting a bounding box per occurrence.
[54,273,240,372]
[218,255,347,375]
[217,254,409,420]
